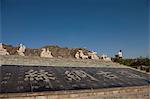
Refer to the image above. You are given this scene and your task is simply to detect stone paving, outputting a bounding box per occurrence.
[0,65,149,93]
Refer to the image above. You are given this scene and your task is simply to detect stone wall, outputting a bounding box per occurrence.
[1,55,149,99]
[0,55,125,67]
[0,85,149,99]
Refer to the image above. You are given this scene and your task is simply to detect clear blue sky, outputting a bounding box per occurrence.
[1,0,149,58]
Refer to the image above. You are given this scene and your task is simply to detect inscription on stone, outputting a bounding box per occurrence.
[1,65,149,93]
[96,71,118,79]
[65,70,98,81]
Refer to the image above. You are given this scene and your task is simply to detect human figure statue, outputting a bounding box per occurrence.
[105,57,111,61]
[46,48,53,58]
[17,44,26,56]
[75,51,80,59]
[78,50,88,59]
[40,48,46,57]
[88,51,99,60]
[101,54,111,61]
[0,43,9,55]
[40,48,53,58]
[93,52,99,60]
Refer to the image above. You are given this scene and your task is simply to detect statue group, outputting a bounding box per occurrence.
[75,50,88,59]
[0,43,54,58]
[0,43,112,61]
[75,50,111,61]
[0,43,26,56]
[75,50,112,61]
[40,48,53,58]
[75,50,100,60]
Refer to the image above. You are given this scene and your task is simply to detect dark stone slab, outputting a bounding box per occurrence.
[0,65,150,93]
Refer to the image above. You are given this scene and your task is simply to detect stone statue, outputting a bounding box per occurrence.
[88,51,99,60]
[17,44,26,56]
[75,52,80,59]
[40,48,46,57]
[105,57,111,61]
[101,54,111,61]
[0,43,9,55]
[40,48,53,58]
[46,48,53,58]
[78,50,88,59]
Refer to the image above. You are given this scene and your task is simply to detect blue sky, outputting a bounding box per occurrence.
[1,0,149,58]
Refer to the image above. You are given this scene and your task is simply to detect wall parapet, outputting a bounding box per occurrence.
[0,55,124,67]
[0,85,149,99]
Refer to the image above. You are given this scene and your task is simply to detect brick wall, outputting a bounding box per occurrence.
[0,86,149,99]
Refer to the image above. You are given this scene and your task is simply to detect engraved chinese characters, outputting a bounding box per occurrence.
[24,69,56,88]
[65,70,98,81]
[1,65,149,93]
[96,71,118,79]
[24,69,56,81]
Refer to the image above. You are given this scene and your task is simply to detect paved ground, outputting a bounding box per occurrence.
[0,65,149,93]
